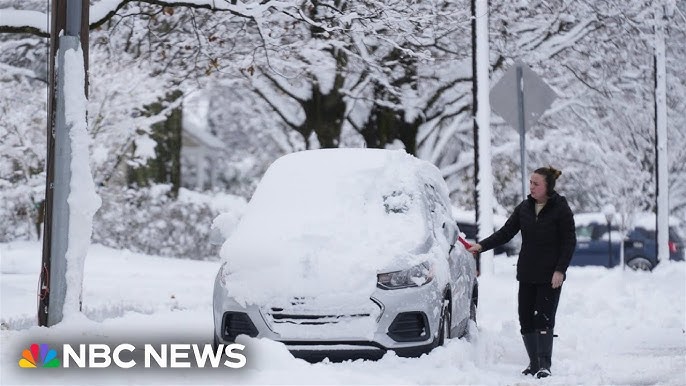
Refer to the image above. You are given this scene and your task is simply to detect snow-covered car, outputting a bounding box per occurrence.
[212,149,478,361]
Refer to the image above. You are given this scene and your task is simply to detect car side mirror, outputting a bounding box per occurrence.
[442,222,457,245]
[209,226,226,246]
[209,212,243,246]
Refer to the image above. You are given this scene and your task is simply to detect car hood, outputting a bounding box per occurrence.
[220,227,442,307]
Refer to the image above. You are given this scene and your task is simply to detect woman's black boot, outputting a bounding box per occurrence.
[521,333,538,375]
[535,329,554,378]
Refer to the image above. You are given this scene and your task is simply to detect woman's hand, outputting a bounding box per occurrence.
[467,243,482,255]
[551,271,564,289]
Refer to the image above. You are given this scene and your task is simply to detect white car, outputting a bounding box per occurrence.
[212,149,478,361]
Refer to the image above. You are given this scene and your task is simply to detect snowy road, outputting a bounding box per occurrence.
[2,241,685,385]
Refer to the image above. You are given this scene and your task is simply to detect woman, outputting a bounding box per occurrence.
[468,166,576,378]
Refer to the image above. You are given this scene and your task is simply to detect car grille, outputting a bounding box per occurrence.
[262,297,381,339]
[267,297,374,325]
[268,310,372,325]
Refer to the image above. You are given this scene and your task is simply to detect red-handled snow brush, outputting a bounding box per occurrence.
[457,234,473,250]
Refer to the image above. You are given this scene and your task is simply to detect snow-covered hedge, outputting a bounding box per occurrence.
[92,185,247,259]
[0,183,247,258]
[0,183,42,242]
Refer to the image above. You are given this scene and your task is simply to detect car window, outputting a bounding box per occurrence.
[456,222,477,240]
[588,223,619,240]
[669,228,684,242]
[423,184,448,214]
[422,183,444,229]
[633,227,684,242]
[576,224,594,241]
[632,227,652,239]
[591,223,608,240]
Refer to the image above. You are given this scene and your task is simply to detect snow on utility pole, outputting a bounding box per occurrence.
[471,0,494,275]
[654,1,669,264]
[39,0,98,327]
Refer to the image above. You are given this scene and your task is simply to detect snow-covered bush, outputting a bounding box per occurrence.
[0,183,42,242]
[92,185,247,259]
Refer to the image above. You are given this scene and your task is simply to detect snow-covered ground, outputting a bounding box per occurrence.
[1,241,685,385]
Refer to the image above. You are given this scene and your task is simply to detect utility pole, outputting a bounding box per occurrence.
[654,1,669,264]
[471,0,494,275]
[39,0,90,327]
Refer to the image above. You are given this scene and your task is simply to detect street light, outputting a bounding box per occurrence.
[602,204,616,268]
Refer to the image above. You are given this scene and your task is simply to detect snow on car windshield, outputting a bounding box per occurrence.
[219,148,447,306]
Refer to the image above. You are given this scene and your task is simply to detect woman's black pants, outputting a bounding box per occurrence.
[518,282,562,334]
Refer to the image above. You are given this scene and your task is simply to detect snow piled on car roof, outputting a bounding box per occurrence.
[219,148,451,306]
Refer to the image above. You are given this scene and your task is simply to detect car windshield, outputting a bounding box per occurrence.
[233,149,429,253]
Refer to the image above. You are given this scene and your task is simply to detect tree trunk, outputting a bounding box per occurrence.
[361,104,419,155]
[127,90,183,198]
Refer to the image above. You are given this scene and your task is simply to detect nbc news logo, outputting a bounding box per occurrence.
[18,342,246,369]
[19,343,61,368]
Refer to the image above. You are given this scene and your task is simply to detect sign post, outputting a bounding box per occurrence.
[516,65,526,200]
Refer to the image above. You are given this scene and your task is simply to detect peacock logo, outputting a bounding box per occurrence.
[18,343,61,368]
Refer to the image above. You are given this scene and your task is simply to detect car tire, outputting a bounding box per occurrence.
[469,284,478,323]
[438,303,451,346]
[626,256,654,271]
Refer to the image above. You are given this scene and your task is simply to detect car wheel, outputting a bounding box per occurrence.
[627,257,654,271]
[438,303,451,346]
[469,284,478,323]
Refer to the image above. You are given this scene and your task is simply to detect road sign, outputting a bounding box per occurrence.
[489,60,558,200]
[490,60,558,132]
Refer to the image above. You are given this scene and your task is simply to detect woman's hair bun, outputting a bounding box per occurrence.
[549,167,562,180]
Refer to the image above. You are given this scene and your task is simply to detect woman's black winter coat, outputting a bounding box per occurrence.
[479,192,577,283]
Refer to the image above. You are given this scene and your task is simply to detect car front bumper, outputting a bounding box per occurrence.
[212,276,445,358]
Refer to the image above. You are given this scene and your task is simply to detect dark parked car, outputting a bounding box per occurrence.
[572,212,684,271]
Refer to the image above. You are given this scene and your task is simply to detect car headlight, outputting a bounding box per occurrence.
[377,261,434,290]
